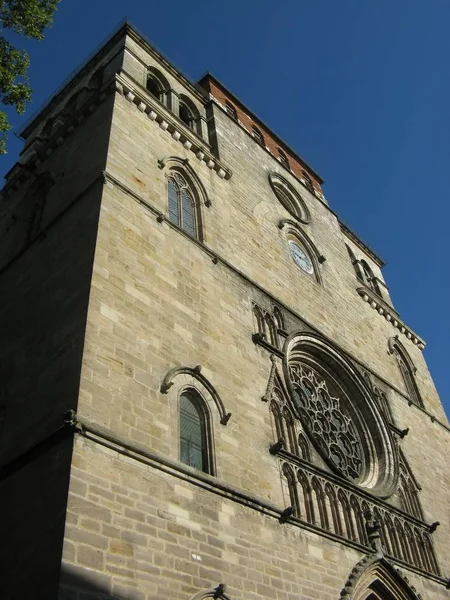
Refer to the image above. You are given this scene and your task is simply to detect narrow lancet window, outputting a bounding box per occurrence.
[179,391,211,474]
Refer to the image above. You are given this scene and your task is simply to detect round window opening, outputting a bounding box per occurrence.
[284,334,398,497]
[269,173,310,224]
[288,240,314,275]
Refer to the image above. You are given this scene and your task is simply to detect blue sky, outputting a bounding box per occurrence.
[2,1,449,417]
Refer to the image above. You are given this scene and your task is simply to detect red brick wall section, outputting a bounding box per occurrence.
[202,78,323,196]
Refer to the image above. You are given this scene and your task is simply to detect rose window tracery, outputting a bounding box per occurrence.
[283,333,398,497]
[290,363,363,480]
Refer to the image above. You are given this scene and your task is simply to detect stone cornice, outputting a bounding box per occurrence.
[115,73,232,181]
[340,222,385,267]
[357,287,425,349]
[124,29,208,105]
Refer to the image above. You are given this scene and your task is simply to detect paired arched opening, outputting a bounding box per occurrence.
[179,94,202,135]
[225,100,238,120]
[167,171,198,238]
[146,67,170,107]
[346,245,383,297]
[146,67,205,137]
[160,157,211,241]
[252,125,265,146]
[277,148,290,170]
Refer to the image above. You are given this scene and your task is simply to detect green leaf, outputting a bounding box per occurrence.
[0,0,59,152]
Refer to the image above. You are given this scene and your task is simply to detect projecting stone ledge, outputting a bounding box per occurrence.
[357,287,425,350]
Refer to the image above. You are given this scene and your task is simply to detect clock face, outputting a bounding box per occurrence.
[289,240,314,274]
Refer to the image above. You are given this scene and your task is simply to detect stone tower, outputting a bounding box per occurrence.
[0,22,449,600]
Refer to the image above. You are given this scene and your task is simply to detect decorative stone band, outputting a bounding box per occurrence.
[59,411,449,588]
[281,454,442,578]
[357,287,425,350]
[115,74,232,181]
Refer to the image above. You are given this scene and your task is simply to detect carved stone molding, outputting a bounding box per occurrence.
[357,287,425,349]
[160,365,231,425]
[116,74,232,181]
[340,555,423,599]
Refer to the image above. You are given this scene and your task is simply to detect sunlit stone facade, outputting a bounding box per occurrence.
[0,22,449,600]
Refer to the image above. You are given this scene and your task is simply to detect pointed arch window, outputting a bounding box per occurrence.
[346,244,364,282]
[179,102,194,128]
[146,68,170,107]
[225,100,237,120]
[178,94,201,135]
[252,125,265,146]
[389,338,423,408]
[302,170,314,193]
[278,148,290,170]
[179,390,212,474]
[360,260,382,296]
[167,172,197,238]
[147,76,163,100]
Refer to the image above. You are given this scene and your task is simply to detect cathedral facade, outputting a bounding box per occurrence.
[0,22,449,600]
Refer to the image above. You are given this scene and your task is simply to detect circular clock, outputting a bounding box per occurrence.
[288,240,314,274]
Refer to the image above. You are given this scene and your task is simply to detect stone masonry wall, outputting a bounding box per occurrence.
[59,61,450,599]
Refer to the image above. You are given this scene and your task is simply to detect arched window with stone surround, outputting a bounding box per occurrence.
[302,170,314,193]
[179,94,201,135]
[225,100,238,120]
[269,172,310,223]
[278,148,290,170]
[346,244,364,282]
[340,556,425,600]
[270,400,285,443]
[297,469,314,523]
[179,389,213,474]
[273,306,285,332]
[360,259,382,296]
[146,67,170,107]
[167,171,198,238]
[264,312,278,347]
[252,125,265,146]
[388,337,423,408]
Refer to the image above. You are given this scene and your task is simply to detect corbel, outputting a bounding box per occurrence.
[429,521,440,534]
[269,437,285,455]
[213,583,226,599]
[220,412,232,426]
[279,506,294,524]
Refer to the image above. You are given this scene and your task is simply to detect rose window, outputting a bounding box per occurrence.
[290,364,363,480]
[284,333,398,497]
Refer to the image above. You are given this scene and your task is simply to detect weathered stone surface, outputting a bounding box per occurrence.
[0,23,448,600]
